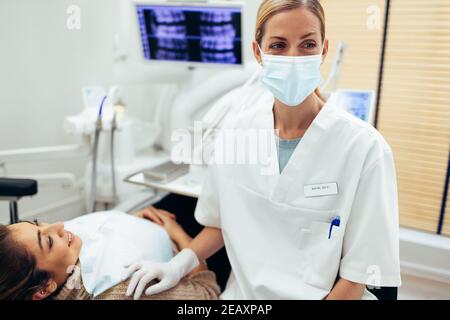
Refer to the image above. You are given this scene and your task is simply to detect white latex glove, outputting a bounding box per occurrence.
[122,248,200,300]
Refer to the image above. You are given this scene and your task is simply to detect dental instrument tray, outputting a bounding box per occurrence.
[141,161,190,184]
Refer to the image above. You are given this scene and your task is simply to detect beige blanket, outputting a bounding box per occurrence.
[53,260,220,300]
[54,239,220,300]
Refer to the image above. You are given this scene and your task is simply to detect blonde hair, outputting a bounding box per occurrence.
[255,0,326,46]
[255,0,327,102]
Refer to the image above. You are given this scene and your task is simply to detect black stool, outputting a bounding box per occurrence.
[0,178,38,224]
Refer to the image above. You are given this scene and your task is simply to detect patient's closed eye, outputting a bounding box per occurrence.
[32,219,52,251]
[36,220,52,250]
[48,236,53,250]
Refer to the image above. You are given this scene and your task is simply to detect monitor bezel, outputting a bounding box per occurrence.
[133,0,247,69]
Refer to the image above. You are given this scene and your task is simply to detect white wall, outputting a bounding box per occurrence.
[0,0,161,151]
[0,0,162,220]
[0,0,260,221]
[1,0,108,149]
[0,0,259,151]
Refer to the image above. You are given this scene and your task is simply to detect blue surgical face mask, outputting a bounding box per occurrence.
[258,45,323,107]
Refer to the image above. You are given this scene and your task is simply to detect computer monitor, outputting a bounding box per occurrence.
[135,2,243,66]
[333,89,376,125]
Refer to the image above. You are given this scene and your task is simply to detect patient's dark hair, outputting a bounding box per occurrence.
[0,224,52,300]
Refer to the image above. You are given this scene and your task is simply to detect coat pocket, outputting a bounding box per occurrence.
[298,219,344,291]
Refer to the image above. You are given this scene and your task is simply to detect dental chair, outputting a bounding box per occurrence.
[0,178,38,224]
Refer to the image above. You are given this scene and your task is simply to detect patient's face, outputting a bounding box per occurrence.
[9,221,82,286]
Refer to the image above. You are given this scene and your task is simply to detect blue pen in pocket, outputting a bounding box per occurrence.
[328,216,341,239]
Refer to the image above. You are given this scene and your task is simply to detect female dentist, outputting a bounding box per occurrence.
[124,0,401,300]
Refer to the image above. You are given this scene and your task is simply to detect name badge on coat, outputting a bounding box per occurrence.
[304,182,339,198]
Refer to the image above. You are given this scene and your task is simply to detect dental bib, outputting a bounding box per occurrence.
[64,211,173,297]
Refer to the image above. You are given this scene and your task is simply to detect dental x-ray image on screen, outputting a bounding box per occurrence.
[137,4,243,65]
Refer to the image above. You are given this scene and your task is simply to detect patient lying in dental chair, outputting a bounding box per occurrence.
[0,207,220,300]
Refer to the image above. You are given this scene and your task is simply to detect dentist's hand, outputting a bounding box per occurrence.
[122,248,199,300]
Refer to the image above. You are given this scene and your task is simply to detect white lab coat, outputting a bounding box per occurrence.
[194,82,402,300]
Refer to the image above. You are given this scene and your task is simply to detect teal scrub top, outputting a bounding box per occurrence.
[275,136,302,173]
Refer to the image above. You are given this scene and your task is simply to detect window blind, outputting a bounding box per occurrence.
[320,0,386,91]
[376,0,450,235]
